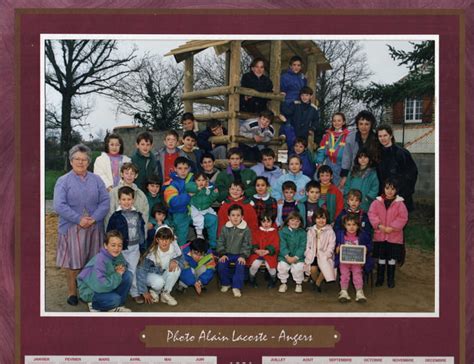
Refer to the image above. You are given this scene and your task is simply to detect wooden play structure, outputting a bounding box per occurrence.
[165,40,331,156]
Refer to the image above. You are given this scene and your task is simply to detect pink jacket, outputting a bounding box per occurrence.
[304,225,336,282]
[368,196,408,244]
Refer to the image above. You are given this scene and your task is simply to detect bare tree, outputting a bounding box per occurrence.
[45,39,139,154]
[109,55,184,131]
[315,40,373,127]
[45,98,93,132]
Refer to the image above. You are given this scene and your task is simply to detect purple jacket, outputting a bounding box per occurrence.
[53,171,110,234]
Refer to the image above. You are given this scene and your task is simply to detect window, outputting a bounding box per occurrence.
[404,98,423,123]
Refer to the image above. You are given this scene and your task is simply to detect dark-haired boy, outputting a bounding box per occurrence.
[179,130,203,174]
[155,130,186,184]
[163,157,194,247]
[106,186,146,304]
[297,180,322,229]
[131,131,158,193]
[250,148,283,186]
[197,119,227,160]
[239,110,275,162]
[276,181,298,226]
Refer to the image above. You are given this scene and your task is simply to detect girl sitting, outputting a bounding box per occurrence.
[247,214,280,288]
[136,226,184,306]
[368,178,408,288]
[304,208,336,292]
[251,176,278,222]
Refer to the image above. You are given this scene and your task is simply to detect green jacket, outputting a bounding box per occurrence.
[278,226,307,262]
[343,167,379,212]
[216,220,251,258]
[215,166,257,202]
[131,149,158,192]
[185,182,219,210]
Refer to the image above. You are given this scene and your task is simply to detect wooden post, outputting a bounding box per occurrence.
[227,40,241,148]
[183,56,194,113]
[269,40,282,147]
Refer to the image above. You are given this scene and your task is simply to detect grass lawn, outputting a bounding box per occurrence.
[45,170,64,200]
[405,202,435,251]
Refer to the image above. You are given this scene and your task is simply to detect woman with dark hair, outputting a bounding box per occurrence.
[240,57,274,114]
[376,125,418,211]
[93,133,131,191]
[54,144,111,306]
[339,110,380,189]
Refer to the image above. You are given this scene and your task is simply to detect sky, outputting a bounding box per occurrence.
[44,37,429,140]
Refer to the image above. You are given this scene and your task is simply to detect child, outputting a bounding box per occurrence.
[247,214,280,288]
[304,208,336,292]
[335,214,372,303]
[216,204,251,298]
[145,202,169,251]
[251,176,277,222]
[215,147,256,202]
[136,226,184,306]
[163,157,193,247]
[280,55,307,105]
[276,181,299,227]
[218,181,259,237]
[181,112,199,133]
[179,238,216,294]
[296,180,322,229]
[250,148,284,186]
[368,178,408,288]
[239,57,273,113]
[180,130,203,174]
[156,130,186,184]
[343,148,379,212]
[186,172,219,248]
[272,155,310,202]
[106,186,146,304]
[334,189,372,237]
[93,133,131,192]
[290,138,316,179]
[77,230,133,312]
[315,112,350,186]
[317,165,344,224]
[144,175,162,230]
[197,120,227,160]
[280,86,322,151]
[277,211,307,293]
[106,162,149,229]
[239,110,275,162]
[131,131,158,193]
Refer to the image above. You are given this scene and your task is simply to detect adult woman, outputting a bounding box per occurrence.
[376,125,418,211]
[240,57,274,114]
[339,110,380,189]
[54,144,110,306]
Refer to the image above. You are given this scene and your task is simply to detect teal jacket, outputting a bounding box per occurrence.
[131,149,158,192]
[343,167,379,212]
[278,226,307,262]
[185,182,219,211]
[215,165,256,202]
[77,248,128,302]
[296,197,324,229]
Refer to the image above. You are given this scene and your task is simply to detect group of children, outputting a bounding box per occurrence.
[75,126,409,312]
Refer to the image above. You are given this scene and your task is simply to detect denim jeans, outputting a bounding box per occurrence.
[92,270,132,311]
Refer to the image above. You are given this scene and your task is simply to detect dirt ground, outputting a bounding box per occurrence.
[45,213,435,314]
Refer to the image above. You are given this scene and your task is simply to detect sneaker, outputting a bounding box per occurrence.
[278,283,288,293]
[160,292,178,306]
[338,289,351,303]
[355,289,367,303]
[133,296,145,304]
[295,284,303,293]
[149,289,160,303]
[108,306,132,312]
[87,302,100,312]
[220,285,231,293]
[232,288,242,297]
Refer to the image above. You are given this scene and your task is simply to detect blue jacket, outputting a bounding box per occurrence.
[106,210,145,250]
[334,229,373,273]
[281,101,323,144]
[197,127,228,153]
[180,250,216,286]
[250,163,284,187]
[334,208,373,237]
[271,171,310,202]
[163,171,194,214]
[289,149,315,179]
[280,69,307,104]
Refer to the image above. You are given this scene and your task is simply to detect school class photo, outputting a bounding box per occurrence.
[43,37,436,314]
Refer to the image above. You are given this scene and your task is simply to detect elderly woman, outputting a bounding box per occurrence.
[54,144,110,306]
[376,125,418,212]
[339,110,380,189]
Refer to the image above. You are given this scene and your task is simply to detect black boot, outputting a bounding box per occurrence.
[375,263,385,287]
[267,275,277,288]
[249,274,258,288]
[387,264,396,288]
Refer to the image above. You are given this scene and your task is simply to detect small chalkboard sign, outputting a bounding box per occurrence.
[340,244,366,264]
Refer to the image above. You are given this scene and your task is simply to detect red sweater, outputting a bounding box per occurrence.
[247,227,280,268]
[218,197,259,238]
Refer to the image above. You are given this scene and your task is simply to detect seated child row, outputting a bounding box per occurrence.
[77,161,408,311]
